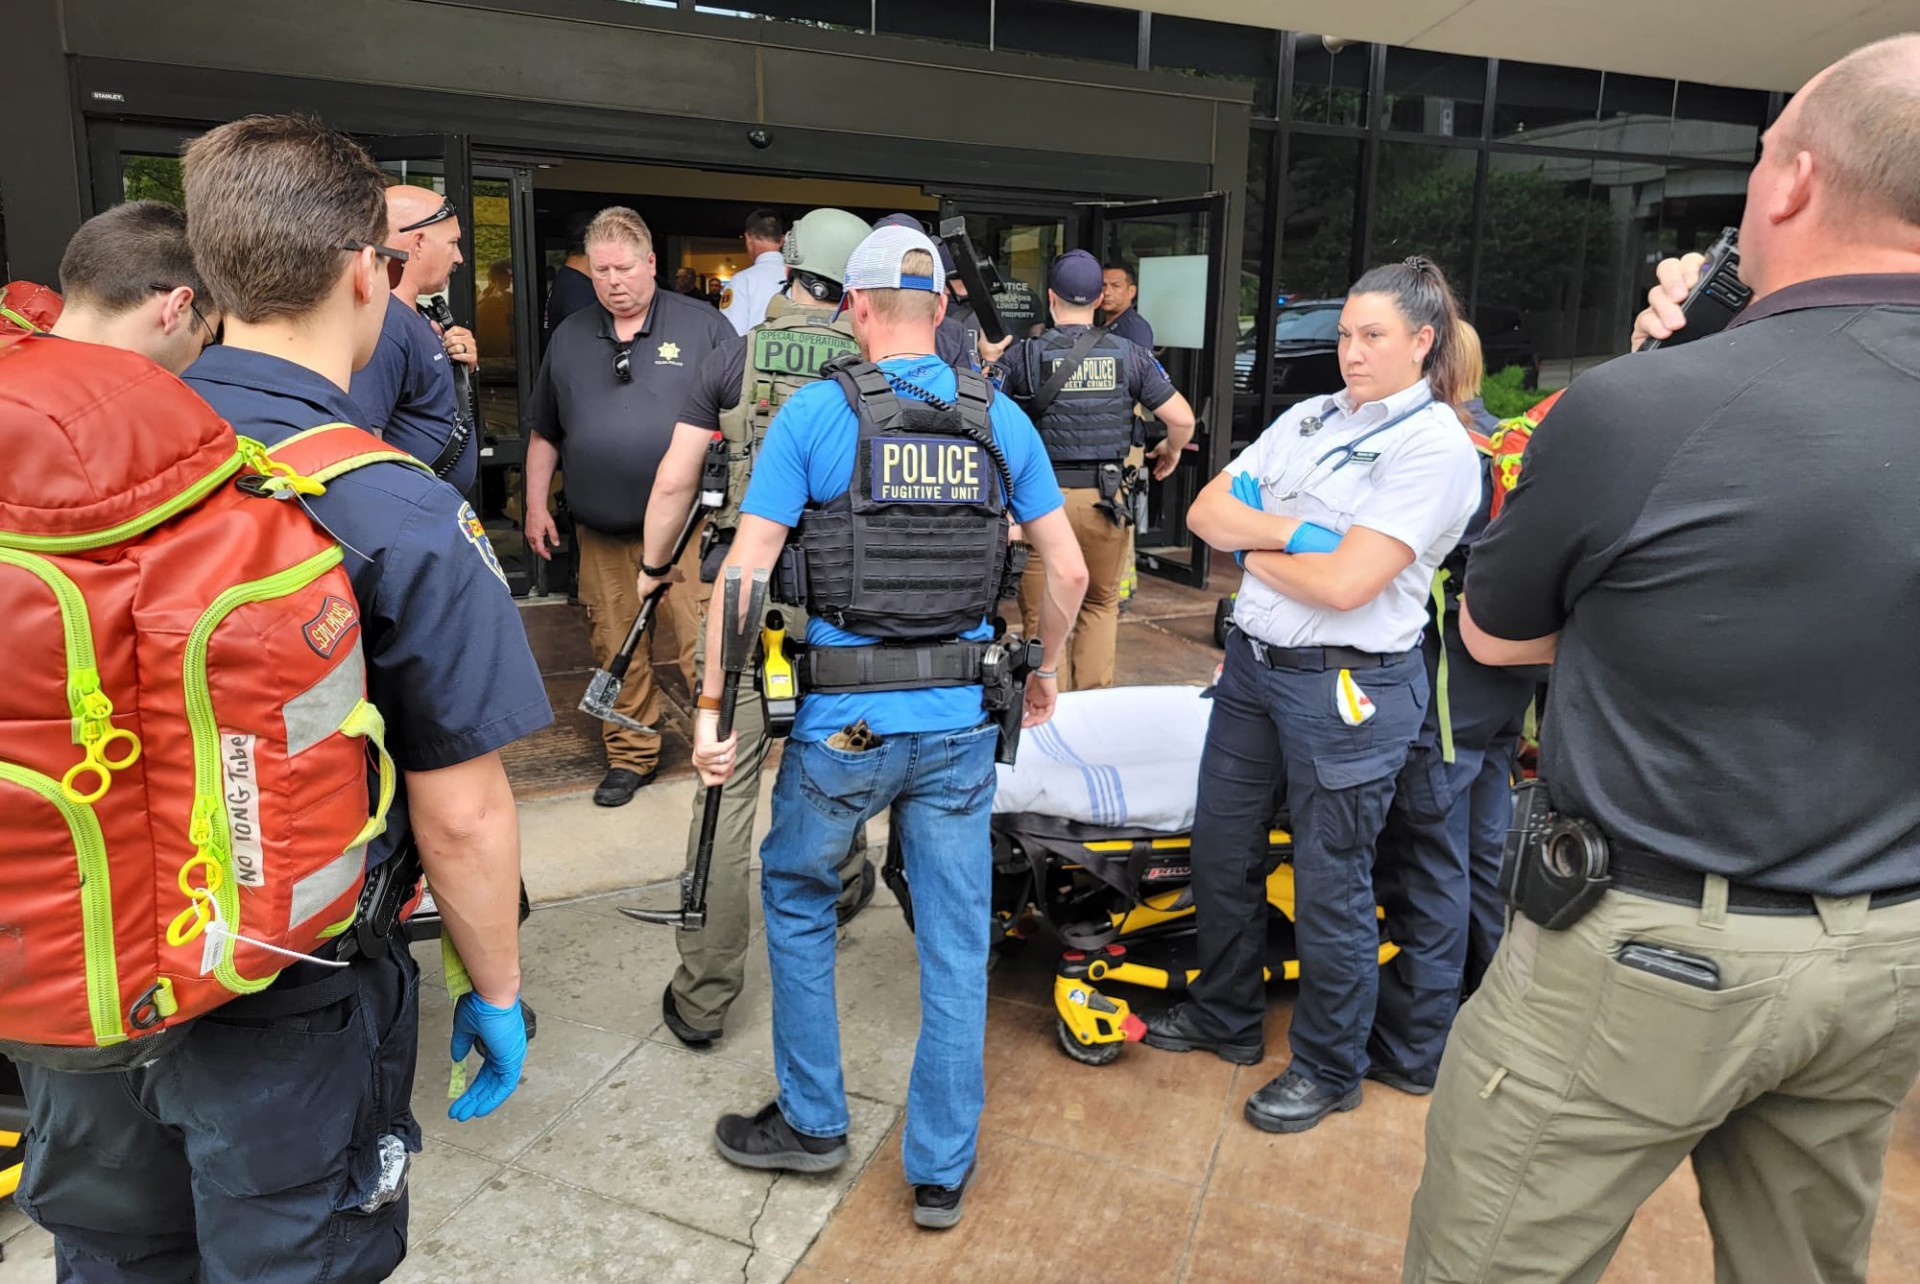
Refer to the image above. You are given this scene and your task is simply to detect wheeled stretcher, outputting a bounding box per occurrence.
[985,686,1399,1064]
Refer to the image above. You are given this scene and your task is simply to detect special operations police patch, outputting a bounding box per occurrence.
[871,436,989,505]
[753,328,857,378]
[456,501,511,588]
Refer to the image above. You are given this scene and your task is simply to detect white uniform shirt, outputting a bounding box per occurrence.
[720,250,788,336]
[1224,378,1482,653]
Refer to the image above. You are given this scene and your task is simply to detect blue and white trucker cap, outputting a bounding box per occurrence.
[842,224,943,296]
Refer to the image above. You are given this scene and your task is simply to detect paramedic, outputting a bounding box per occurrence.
[43,200,221,373]
[14,115,551,1283]
[1406,36,1920,1282]
[1141,257,1482,1136]
[695,223,1086,1230]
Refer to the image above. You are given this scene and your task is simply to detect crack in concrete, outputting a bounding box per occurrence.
[740,1171,781,1284]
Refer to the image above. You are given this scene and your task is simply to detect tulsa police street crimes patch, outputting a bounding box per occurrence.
[871,436,989,504]
[457,501,511,588]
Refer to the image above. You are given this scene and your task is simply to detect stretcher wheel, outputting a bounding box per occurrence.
[1055,1017,1123,1066]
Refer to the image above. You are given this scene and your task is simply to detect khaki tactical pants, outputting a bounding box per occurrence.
[1404,883,1920,1284]
[574,522,703,774]
[1018,486,1130,692]
[669,601,869,1030]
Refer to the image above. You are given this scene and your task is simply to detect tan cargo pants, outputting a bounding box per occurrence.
[1017,486,1130,692]
[1404,882,1920,1284]
[574,522,703,774]
[668,600,869,1030]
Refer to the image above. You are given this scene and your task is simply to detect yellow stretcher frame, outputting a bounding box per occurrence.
[1,1128,21,1198]
[1050,829,1401,1065]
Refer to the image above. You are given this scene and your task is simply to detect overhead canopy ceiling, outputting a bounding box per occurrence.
[1121,0,1912,91]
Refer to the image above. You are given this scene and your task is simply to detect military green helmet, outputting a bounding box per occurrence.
[780,208,873,287]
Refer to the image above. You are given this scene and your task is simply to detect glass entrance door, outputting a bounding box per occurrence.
[1091,194,1231,589]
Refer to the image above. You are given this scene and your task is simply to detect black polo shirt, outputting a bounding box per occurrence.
[998,325,1177,411]
[526,290,734,536]
[1467,274,1920,896]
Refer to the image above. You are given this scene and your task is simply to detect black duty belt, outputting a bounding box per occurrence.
[1610,845,1920,916]
[1052,465,1120,490]
[1242,634,1410,672]
[805,641,990,694]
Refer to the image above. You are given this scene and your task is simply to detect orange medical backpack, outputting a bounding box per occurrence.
[0,281,63,335]
[0,332,422,1069]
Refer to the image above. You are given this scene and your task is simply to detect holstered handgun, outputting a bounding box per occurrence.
[982,636,1045,766]
[340,841,424,962]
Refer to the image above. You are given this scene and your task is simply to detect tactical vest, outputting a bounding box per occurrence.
[785,360,1010,642]
[1019,326,1137,469]
[714,301,860,530]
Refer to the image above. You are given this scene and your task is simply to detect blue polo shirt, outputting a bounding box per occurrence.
[742,354,1064,742]
[184,347,553,867]
[348,295,476,496]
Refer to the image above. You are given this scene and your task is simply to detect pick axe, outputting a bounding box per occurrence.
[620,565,768,931]
[577,502,706,733]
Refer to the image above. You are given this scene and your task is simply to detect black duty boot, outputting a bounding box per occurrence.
[1363,1063,1434,1096]
[593,766,657,807]
[1139,1003,1263,1066]
[1244,1067,1363,1134]
[837,858,878,926]
[713,1102,848,1174]
[912,1162,977,1230]
[661,985,719,1050]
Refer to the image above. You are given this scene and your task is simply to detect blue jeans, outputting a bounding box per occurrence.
[760,721,999,1188]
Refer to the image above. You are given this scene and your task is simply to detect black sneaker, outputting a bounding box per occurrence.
[661,985,719,1050]
[713,1102,848,1174]
[1139,1003,1264,1066]
[912,1161,977,1230]
[593,766,657,808]
[836,858,878,926]
[1244,1068,1363,1134]
[1363,1064,1434,1096]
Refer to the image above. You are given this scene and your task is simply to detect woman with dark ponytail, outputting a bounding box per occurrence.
[1140,256,1484,1136]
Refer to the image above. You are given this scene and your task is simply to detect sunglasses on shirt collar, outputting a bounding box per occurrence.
[339,241,410,290]
[396,197,458,233]
[613,339,633,384]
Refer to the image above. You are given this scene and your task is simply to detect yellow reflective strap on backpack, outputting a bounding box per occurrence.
[1431,569,1455,764]
[338,700,396,847]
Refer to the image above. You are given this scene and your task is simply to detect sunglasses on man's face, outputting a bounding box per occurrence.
[340,241,410,290]
[613,339,633,384]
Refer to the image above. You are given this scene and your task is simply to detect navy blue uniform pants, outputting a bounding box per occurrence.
[1370,615,1534,1082]
[15,947,421,1284]
[1187,634,1427,1093]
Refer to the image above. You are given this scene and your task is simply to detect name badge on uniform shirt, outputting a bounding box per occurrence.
[872,437,988,504]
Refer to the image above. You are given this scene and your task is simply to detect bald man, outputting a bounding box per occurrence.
[349,184,480,494]
[1404,34,1920,1284]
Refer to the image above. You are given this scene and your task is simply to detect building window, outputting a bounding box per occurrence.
[1598,72,1676,154]
[874,2,990,46]
[1380,49,1486,138]
[1673,81,1766,162]
[1149,17,1280,117]
[1278,134,1364,301]
[1491,60,1602,145]
[687,0,871,31]
[993,0,1139,64]
[1292,35,1369,128]
[1367,141,1477,286]
[1481,153,1618,386]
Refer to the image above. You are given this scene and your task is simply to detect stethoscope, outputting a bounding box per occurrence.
[1271,394,1436,501]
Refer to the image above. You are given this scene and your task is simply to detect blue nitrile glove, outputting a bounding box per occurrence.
[1284,522,1343,554]
[449,990,528,1122]
[1230,470,1264,511]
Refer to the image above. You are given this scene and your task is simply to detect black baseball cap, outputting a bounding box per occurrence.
[1049,250,1104,306]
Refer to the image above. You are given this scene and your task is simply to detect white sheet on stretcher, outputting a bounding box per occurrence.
[992,685,1213,833]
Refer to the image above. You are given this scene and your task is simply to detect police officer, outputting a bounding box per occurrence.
[872,213,978,371]
[1367,322,1539,1093]
[1099,262,1154,351]
[635,207,880,1046]
[696,224,1087,1229]
[12,115,551,1282]
[524,206,736,805]
[40,200,221,374]
[349,183,480,495]
[1407,38,1920,1281]
[980,250,1196,691]
[1141,258,1482,1135]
